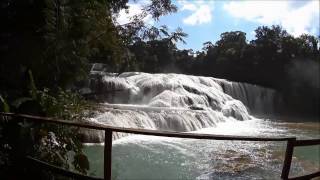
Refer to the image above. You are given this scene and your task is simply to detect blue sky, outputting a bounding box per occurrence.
[117,0,320,51]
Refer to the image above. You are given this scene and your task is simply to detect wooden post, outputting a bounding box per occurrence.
[281,139,295,180]
[104,129,112,180]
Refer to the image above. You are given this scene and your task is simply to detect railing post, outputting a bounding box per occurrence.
[281,138,295,180]
[104,129,112,180]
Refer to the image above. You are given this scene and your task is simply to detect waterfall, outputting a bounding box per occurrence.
[82,72,280,142]
[82,72,315,180]
[215,79,278,115]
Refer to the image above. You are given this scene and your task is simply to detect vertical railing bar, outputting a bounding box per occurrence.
[104,129,112,180]
[5,113,319,180]
[281,138,296,180]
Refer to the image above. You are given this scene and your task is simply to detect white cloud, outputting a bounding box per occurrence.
[180,1,214,26]
[223,0,319,36]
[116,2,153,25]
[181,3,197,11]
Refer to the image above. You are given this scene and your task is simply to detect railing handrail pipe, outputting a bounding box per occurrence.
[0,112,319,180]
[0,112,296,141]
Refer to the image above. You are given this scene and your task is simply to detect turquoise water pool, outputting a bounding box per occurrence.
[83,119,319,179]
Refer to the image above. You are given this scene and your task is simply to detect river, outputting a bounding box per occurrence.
[81,72,319,179]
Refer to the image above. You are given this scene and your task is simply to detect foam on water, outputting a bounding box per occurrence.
[84,72,275,142]
[85,119,319,179]
[83,72,313,179]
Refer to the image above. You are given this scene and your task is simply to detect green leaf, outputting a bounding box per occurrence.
[0,95,10,113]
[28,70,38,99]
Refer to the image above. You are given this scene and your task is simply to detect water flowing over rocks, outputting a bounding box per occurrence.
[82,72,279,142]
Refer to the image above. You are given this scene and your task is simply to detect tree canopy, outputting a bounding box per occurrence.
[0,1,319,178]
[0,1,319,117]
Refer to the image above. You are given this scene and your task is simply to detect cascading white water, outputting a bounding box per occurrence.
[217,80,277,115]
[93,72,277,115]
[85,72,260,142]
[83,72,319,179]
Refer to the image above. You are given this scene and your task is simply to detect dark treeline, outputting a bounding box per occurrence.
[0,0,319,178]
[0,0,178,99]
[0,0,179,178]
[127,26,320,118]
[0,1,319,118]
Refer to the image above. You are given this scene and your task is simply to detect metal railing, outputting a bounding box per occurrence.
[281,139,320,180]
[0,112,319,180]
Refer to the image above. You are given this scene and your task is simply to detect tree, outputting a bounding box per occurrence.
[0,0,182,178]
[128,27,187,73]
[115,0,177,45]
[295,34,319,58]
[0,0,179,92]
[0,0,127,92]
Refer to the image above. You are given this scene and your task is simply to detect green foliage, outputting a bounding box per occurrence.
[116,1,178,45]
[0,0,182,178]
[0,0,318,177]
[25,75,90,173]
[0,0,125,90]
[0,96,10,113]
[128,27,187,72]
[37,88,87,120]
[127,25,319,117]
[0,71,91,176]
[12,87,91,175]
[40,0,125,86]
[0,0,179,93]
[28,70,38,99]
